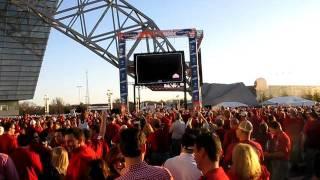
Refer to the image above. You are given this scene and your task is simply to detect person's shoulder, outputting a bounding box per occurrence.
[84,146,98,158]
[28,148,40,156]
[250,140,262,148]
[150,164,172,174]
[155,165,173,178]
[261,165,270,179]
[1,134,11,140]
[164,156,179,167]
[207,167,229,180]
[0,153,8,163]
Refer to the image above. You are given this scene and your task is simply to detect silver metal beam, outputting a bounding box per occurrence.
[9,0,192,92]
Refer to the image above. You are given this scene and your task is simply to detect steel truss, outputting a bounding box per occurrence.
[8,0,204,99]
[10,0,176,73]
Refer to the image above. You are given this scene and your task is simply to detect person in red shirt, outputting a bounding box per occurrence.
[302,110,320,179]
[34,120,43,134]
[161,113,172,130]
[104,116,121,146]
[0,122,18,155]
[264,121,291,180]
[65,128,97,180]
[194,132,229,180]
[147,119,170,165]
[11,134,43,180]
[86,125,109,159]
[223,118,239,151]
[223,110,232,130]
[255,122,273,152]
[215,118,226,143]
[282,110,304,168]
[228,143,270,180]
[224,120,264,168]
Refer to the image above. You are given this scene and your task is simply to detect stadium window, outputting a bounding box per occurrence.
[0,105,8,111]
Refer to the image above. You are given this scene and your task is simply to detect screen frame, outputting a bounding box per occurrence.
[134,51,185,85]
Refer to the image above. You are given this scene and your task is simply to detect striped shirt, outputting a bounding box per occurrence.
[116,161,173,180]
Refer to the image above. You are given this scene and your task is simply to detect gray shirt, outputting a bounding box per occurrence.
[170,119,186,140]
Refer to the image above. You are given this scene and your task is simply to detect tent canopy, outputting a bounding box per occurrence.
[214,101,248,108]
[202,83,258,106]
[261,96,316,106]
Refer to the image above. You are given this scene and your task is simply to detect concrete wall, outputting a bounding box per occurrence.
[250,85,320,102]
[266,86,320,97]
[0,0,57,100]
[0,100,19,116]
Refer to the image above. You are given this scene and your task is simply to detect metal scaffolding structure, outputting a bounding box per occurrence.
[10,0,176,75]
[5,0,204,112]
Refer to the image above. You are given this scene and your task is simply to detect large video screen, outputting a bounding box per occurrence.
[134,51,185,85]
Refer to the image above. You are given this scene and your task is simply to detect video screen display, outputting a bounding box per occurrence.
[134,51,185,85]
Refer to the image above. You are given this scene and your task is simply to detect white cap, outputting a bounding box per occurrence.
[30,119,36,126]
[238,120,253,132]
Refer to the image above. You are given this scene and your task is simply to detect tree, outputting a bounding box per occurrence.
[303,92,313,100]
[313,92,320,102]
[75,103,88,113]
[19,101,44,115]
[50,97,65,114]
[64,103,73,114]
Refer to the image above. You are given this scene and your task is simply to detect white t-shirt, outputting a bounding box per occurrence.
[78,121,89,129]
[164,152,202,180]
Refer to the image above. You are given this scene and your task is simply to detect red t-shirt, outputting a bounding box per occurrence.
[223,129,238,151]
[216,128,226,144]
[249,115,262,138]
[161,116,172,129]
[104,123,120,144]
[147,128,170,153]
[0,134,18,155]
[223,119,231,130]
[34,126,43,134]
[283,116,304,142]
[182,113,191,123]
[224,140,264,165]
[303,119,320,149]
[270,131,291,160]
[228,165,270,180]
[255,132,273,151]
[11,147,43,180]
[66,145,97,180]
[87,137,109,158]
[200,167,229,180]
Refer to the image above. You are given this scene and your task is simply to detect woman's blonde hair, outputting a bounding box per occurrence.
[52,147,69,175]
[231,143,261,180]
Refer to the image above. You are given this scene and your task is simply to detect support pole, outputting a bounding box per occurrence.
[133,84,136,112]
[118,34,128,114]
[188,30,202,111]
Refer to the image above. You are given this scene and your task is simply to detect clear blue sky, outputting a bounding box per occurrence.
[32,0,320,105]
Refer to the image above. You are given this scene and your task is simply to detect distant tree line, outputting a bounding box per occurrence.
[19,97,183,115]
[19,97,74,115]
[303,92,320,102]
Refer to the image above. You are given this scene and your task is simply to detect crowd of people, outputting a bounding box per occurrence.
[0,104,320,180]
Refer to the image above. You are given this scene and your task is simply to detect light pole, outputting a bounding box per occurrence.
[107,89,113,110]
[44,95,49,115]
[76,86,83,104]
